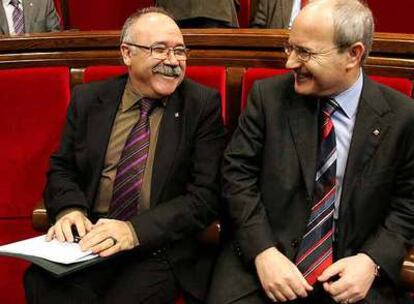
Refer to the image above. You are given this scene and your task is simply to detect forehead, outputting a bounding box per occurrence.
[289,6,335,49]
[132,13,184,46]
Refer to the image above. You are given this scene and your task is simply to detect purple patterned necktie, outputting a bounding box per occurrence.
[10,0,24,34]
[295,98,339,285]
[109,98,158,220]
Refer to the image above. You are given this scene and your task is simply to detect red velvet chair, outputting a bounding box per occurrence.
[83,65,228,124]
[241,67,289,110]
[369,75,413,97]
[0,67,71,304]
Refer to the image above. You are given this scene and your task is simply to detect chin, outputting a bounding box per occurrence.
[294,82,313,96]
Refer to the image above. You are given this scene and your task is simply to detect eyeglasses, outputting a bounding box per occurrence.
[124,42,189,61]
[284,42,340,62]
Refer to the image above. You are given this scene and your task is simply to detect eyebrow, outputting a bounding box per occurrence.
[151,41,185,47]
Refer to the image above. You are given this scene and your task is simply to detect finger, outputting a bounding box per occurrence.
[324,277,348,297]
[46,226,55,241]
[61,220,74,242]
[90,238,114,254]
[84,218,93,232]
[289,278,309,298]
[318,261,344,282]
[54,221,66,243]
[273,290,287,302]
[332,290,352,303]
[279,285,297,301]
[75,220,87,238]
[293,267,313,293]
[80,230,105,251]
[99,243,120,257]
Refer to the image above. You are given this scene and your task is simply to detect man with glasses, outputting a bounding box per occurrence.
[209,0,414,303]
[24,7,225,304]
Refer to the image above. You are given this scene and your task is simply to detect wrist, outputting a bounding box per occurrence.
[358,253,380,277]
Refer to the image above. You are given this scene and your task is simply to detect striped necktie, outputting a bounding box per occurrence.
[295,98,339,285]
[10,0,24,34]
[109,98,158,220]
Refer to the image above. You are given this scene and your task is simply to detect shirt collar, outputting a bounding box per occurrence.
[122,80,167,113]
[331,68,363,119]
[4,0,21,5]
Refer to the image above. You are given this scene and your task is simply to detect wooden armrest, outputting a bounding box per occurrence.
[32,199,50,232]
[401,246,414,291]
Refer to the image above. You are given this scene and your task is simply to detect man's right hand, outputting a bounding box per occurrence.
[46,209,92,243]
[254,247,313,302]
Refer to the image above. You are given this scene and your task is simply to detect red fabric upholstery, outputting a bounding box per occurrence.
[67,0,155,30]
[83,65,228,124]
[0,219,40,304]
[0,67,71,217]
[238,0,251,28]
[241,68,289,110]
[186,66,227,124]
[0,67,70,303]
[369,75,413,97]
[83,65,128,83]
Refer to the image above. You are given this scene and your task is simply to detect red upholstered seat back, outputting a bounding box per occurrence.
[369,75,413,97]
[238,0,251,28]
[241,68,289,110]
[0,67,70,304]
[0,67,71,217]
[83,65,228,124]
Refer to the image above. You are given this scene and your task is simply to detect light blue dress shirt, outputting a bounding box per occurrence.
[331,70,363,219]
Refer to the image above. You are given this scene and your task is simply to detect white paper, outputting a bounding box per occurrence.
[0,235,98,264]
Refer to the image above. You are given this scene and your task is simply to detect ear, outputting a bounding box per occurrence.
[120,44,133,66]
[346,42,365,69]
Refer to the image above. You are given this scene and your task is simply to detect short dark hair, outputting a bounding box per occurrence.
[120,7,176,44]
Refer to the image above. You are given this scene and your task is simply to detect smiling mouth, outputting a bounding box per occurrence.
[295,72,312,82]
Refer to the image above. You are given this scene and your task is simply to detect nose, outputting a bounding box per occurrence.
[164,48,179,65]
[285,51,301,70]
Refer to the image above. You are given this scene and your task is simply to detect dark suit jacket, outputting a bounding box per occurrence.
[250,0,293,29]
[209,73,414,303]
[0,0,60,35]
[44,75,226,300]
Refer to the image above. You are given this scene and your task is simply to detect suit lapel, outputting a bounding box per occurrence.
[150,90,182,206]
[287,94,319,199]
[339,76,391,218]
[87,77,126,179]
[0,3,10,34]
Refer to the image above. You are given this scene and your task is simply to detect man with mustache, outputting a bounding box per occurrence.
[24,7,225,304]
[208,0,414,303]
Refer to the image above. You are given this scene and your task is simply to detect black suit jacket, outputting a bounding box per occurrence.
[209,73,414,303]
[44,75,226,299]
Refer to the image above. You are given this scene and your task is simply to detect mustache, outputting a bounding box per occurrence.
[152,64,182,77]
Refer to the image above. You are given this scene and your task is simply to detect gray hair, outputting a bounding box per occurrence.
[120,7,175,45]
[332,0,374,63]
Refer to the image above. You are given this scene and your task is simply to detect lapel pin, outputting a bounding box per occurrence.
[174,112,179,118]
[30,2,33,6]
[373,129,380,136]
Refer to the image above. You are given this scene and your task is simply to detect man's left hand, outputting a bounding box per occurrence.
[79,219,135,257]
[318,253,377,303]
